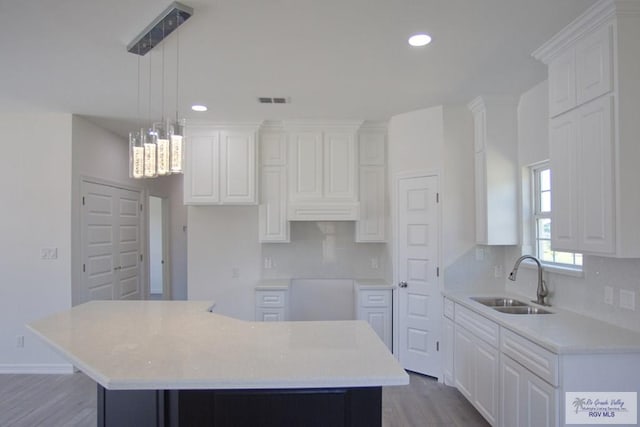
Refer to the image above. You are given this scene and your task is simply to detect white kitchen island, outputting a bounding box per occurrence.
[28,300,408,427]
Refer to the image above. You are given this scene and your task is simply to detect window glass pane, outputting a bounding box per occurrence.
[540,190,551,213]
[537,218,551,239]
[538,239,554,263]
[554,251,576,265]
[540,168,551,191]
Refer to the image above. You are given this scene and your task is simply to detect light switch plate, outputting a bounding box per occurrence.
[620,289,635,310]
[604,286,614,305]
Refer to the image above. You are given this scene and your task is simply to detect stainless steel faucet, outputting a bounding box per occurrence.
[508,255,549,306]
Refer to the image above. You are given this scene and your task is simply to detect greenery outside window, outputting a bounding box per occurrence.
[532,163,582,268]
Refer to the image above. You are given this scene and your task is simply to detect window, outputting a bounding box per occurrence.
[532,163,582,267]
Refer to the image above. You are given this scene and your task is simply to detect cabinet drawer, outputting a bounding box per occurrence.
[501,328,559,387]
[443,298,454,320]
[454,304,499,348]
[359,290,390,308]
[256,291,286,308]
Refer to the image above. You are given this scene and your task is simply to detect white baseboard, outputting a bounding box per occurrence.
[0,363,74,374]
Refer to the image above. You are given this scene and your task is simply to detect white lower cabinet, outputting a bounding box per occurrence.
[442,316,455,386]
[255,288,289,322]
[501,354,557,427]
[355,287,392,350]
[453,321,499,426]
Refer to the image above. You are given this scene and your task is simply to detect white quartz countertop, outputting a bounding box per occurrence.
[27,301,408,391]
[444,291,640,354]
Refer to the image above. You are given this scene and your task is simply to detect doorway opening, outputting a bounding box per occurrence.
[149,195,169,300]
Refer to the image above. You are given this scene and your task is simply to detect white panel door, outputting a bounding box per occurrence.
[116,188,143,300]
[576,24,613,106]
[397,175,440,377]
[81,181,142,302]
[548,48,576,117]
[578,96,614,254]
[220,130,256,204]
[259,166,289,242]
[323,131,356,200]
[184,132,220,204]
[82,182,118,301]
[550,112,579,252]
[289,131,323,201]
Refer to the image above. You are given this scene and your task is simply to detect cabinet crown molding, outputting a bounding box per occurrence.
[186,120,264,131]
[282,120,364,132]
[467,95,518,113]
[532,0,640,64]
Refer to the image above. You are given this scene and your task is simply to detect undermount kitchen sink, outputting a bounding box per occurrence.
[470,297,528,307]
[493,306,552,315]
[470,297,553,315]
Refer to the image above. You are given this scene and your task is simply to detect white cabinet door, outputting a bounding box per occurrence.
[184,132,220,204]
[548,48,576,117]
[361,308,391,350]
[578,96,614,254]
[474,339,499,426]
[454,325,474,401]
[289,131,323,202]
[259,166,289,242]
[501,354,522,427]
[324,132,356,200]
[550,96,614,254]
[576,24,613,106]
[442,317,455,386]
[219,130,256,204]
[550,112,579,251]
[356,288,392,350]
[501,354,557,427]
[356,166,385,242]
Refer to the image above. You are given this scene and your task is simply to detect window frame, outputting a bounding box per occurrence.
[531,162,583,271]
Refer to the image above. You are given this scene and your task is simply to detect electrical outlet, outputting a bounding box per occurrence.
[475,247,484,261]
[371,257,379,269]
[494,265,503,278]
[16,335,24,348]
[263,257,273,269]
[604,286,614,305]
[232,268,240,279]
[40,247,58,260]
[620,289,635,310]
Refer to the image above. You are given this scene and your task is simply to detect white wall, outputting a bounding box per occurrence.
[149,196,163,294]
[0,113,73,372]
[261,222,387,280]
[187,206,261,320]
[505,81,640,333]
[71,116,187,302]
[388,106,504,292]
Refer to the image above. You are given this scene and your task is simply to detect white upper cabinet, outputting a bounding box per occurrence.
[184,124,260,205]
[468,96,519,245]
[534,0,640,257]
[356,127,386,242]
[547,21,612,118]
[286,122,361,221]
[258,126,290,243]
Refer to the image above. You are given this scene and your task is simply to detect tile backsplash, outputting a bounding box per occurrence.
[261,221,388,280]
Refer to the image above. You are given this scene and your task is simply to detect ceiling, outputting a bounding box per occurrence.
[0,0,597,139]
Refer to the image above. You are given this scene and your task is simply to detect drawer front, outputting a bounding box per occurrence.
[359,290,390,308]
[256,290,286,308]
[454,304,499,348]
[501,328,559,387]
[443,298,454,320]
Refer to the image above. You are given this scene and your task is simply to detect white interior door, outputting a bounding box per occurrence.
[81,180,143,302]
[397,174,441,377]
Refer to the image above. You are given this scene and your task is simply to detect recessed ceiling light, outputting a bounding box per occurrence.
[408,33,432,47]
[191,105,208,112]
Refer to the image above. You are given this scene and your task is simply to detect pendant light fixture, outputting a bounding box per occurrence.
[128,2,193,179]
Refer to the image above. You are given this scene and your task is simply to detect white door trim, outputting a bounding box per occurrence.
[391,170,443,379]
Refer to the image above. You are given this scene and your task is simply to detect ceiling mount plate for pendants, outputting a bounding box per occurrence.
[127,2,193,56]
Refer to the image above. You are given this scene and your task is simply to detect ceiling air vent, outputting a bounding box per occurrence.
[258,97,290,104]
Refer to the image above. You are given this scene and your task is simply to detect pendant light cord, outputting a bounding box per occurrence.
[175,10,180,122]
